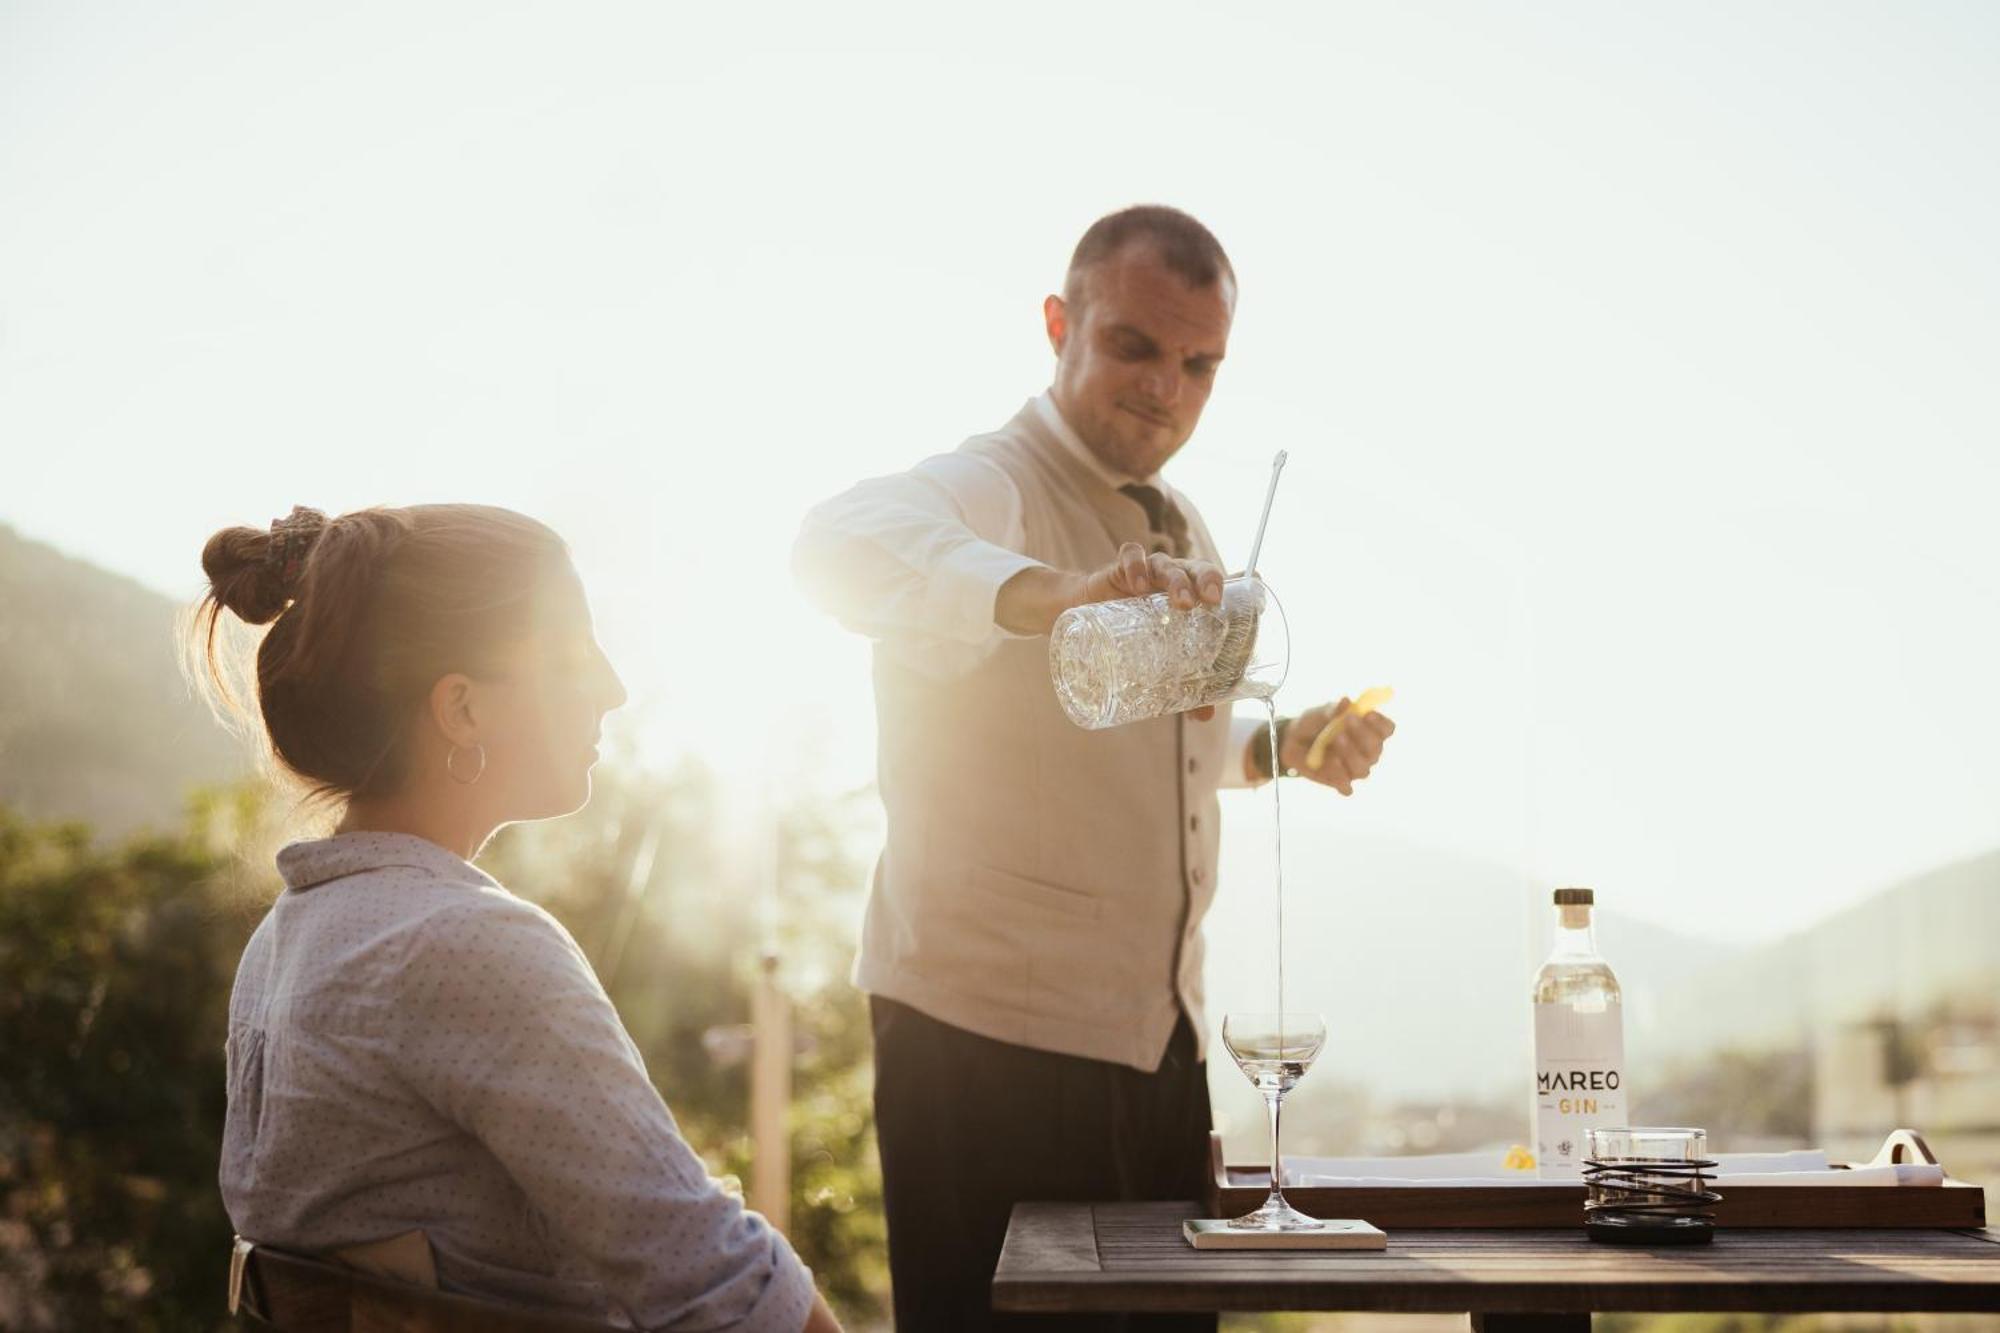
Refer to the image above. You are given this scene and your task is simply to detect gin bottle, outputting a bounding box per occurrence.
[1531,887,1626,1177]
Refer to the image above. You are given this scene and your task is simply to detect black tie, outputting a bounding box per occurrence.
[1119,484,1191,559]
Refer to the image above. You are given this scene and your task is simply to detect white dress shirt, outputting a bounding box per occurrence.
[794,390,1267,785]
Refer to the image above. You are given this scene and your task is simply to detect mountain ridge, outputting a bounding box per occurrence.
[0,522,246,833]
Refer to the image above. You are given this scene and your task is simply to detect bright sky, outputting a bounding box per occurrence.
[4,1,1996,951]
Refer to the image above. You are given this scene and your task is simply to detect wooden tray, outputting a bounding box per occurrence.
[1206,1129,1988,1229]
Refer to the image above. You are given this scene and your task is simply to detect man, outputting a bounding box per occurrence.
[793,206,1395,1331]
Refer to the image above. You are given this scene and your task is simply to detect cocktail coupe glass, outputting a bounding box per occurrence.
[1221,1011,1328,1231]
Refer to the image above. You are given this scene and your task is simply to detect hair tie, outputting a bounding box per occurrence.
[266,506,326,593]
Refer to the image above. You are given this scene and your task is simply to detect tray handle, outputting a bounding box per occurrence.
[1865,1128,1940,1168]
[1205,1132,1227,1215]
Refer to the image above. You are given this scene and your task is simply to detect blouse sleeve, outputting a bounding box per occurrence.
[394,891,815,1333]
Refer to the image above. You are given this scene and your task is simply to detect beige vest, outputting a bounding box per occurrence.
[854,401,1235,1072]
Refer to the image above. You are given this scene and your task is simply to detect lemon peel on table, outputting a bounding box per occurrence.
[1502,1145,1537,1172]
[1303,686,1396,771]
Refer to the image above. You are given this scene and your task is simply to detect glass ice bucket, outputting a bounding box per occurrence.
[1582,1126,1720,1245]
[1049,574,1289,730]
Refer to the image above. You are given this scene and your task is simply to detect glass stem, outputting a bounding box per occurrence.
[1265,1091,1286,1209]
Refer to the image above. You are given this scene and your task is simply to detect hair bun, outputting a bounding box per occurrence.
[200,506,326,625]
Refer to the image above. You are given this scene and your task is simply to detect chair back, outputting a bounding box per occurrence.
[229,1237,624,1332]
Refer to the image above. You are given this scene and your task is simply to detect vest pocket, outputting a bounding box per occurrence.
[968,865,1103,921]
[964,866,1128,1021]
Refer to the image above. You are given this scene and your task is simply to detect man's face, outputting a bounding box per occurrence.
[1045,242,1234,479]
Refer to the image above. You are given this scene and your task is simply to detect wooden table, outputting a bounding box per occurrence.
[993,1202,2000,1329]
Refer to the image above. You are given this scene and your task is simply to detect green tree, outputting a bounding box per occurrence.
[0,790,267,1332]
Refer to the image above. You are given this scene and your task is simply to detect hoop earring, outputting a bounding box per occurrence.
[446,743,487,786]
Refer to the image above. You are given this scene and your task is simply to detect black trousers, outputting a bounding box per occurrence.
[871,996,1218,1333]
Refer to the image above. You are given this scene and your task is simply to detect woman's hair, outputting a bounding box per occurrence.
[191,504,570,803]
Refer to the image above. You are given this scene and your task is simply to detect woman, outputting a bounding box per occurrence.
[198,503,840,1332]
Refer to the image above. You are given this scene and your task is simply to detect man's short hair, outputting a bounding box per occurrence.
[1062,205,1235,309]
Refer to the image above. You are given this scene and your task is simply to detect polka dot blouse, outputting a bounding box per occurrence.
[219,831,814,1331]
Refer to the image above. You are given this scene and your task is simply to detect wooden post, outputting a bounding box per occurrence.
[1472,1314,1589,1333]
[749,950,791,1231]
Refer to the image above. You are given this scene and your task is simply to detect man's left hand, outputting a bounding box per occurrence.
[1278,698,1395,795]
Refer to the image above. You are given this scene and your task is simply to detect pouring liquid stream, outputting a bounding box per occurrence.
[1246,449,1292,1056]
[1265,697,1285,1044]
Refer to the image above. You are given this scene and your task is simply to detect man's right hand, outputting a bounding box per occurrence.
[1080,542,1226,611]
[995,541,1226,636]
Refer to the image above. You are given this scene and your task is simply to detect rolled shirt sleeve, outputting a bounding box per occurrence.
[793,451,1044,675]
[395,895,816,1333]
[1220,710,1268,790]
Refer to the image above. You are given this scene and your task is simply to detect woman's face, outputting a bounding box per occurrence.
[475,565,627,822]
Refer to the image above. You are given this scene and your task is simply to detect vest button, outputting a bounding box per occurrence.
[1187,757,1198,775]
[1189,814,1200,832]
[1192,867,1206,886]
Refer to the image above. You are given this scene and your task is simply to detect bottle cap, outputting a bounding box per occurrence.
[1552,887,1594,906]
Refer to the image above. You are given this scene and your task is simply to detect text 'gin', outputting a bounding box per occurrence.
[1531,886,1626,1177]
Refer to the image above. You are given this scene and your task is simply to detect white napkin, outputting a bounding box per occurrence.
[1712,1149,1830,1174]
[1284,1150,1556,1188]
[1714,1163,1943,1187]
[1282,1148,1942,1189]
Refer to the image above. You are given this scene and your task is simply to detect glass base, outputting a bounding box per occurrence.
[1586,1215,1715,1246]
[1227,1194,1326,1232]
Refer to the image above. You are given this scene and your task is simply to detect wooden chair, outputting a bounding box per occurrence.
[228,1238,624,1332]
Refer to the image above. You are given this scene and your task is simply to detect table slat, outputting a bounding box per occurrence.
[996,1201,1101,1274]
